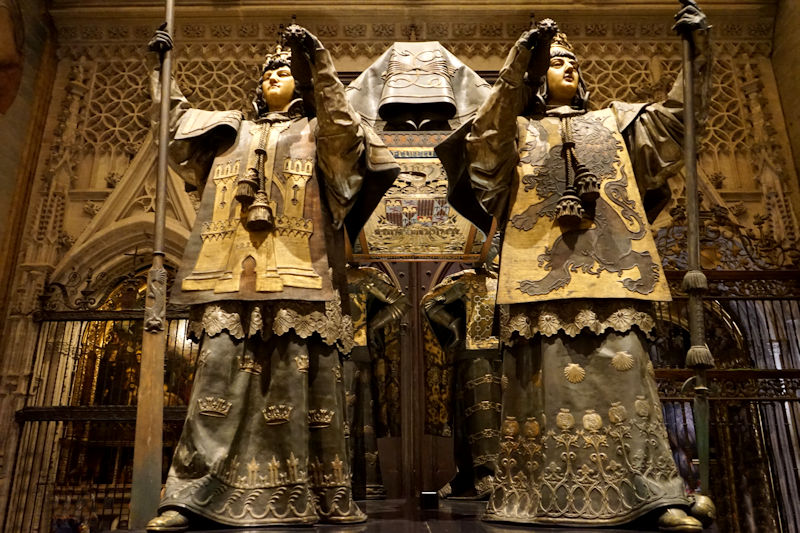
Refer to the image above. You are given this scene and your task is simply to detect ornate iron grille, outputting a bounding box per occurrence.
[5,289,800,533]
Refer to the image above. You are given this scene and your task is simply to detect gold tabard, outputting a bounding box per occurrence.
[497,108,671,304]
[172,116,336,305]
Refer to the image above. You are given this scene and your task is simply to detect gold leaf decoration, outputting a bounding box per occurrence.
[611,350,635,371]
[564,363,586,384]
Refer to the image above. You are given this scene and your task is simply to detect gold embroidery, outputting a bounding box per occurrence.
[487,396,683,522]
[473,453,498,466]
[192,295,353,351]
[582,409,603,431]
[465,373,503,390]
[608,402,627,423]
[308,408,335,428]
[331,364,343,382]
[564,363,586,384]
[468,428,502,444]
[555,408,575,429]
[501,417,520,439]
[238,355,262,374]
[465,401,502,417]
[295,355,309,373]
[634,395,650,417]
[500,300,656,342]
[198,396,232,417]
[611,350,635,371]
[262,404,293,425]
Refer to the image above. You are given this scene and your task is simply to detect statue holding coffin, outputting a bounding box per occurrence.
[422,267,502,500]
[145,25,399,531]
[436,2,715,531]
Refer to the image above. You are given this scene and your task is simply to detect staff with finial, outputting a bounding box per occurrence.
[676,0,715,497]
[129,0,174,527]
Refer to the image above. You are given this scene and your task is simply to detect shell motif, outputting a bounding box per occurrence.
[564,363,586,384]
[608,402,628,424]
[582,410,603,431]
[646,361,656,378]
[611,350,635,372]
[556,408,575,430]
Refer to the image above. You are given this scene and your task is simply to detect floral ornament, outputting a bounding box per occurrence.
[582,410,603,431]
[634,395,650,417]
[538,312,561,336]
[608,402,628,423]
[556,408,575,430]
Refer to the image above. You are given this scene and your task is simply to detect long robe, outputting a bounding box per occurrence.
[436,39,708,526]
[158,46,398,526]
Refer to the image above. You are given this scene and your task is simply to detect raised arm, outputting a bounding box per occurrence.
[284,25,398,233]
[612,0,712,220]
[450,20,557,227]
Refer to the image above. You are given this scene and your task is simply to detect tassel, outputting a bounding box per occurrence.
[681,270,708,291]
[245,191,274,232]
[555,188,584,226]
[234,173,259,205]
[574,164,600,204]
[686,344,715,369]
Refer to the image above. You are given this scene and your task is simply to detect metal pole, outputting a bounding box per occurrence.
[129,0,174,528]
[678,0,715,496]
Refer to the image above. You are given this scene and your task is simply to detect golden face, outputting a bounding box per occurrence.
[261,65,296,112]
[546,54,580,106]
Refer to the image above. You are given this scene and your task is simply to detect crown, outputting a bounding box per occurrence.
[238,356,263,375]
[308,408,335,428]
[198,396,232,417]
[262,404,293,425]
[262,43,292,72]
[294,355,309,373]
[550,32,574,54]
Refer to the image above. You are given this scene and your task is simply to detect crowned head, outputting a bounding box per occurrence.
[255,45,297,114]
[533,30,590,112]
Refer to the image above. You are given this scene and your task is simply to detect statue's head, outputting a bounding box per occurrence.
[254,45,300,115]
[533,32,590,112]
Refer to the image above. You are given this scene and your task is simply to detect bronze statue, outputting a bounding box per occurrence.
[436,2,714,531]
[344,265,409,499]
[422,267,501,500]
[145,24,399,531]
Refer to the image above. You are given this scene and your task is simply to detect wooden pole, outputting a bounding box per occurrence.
[129,0,174,528]
[678,0,715,496]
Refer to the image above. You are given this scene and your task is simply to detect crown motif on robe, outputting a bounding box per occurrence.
[550,32,574,54]
[308,408,335,428]
[198,396,232,417]
[238,356,263,375]
[262,404,293,425]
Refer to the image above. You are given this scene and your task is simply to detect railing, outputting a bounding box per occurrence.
[5,293,800,533]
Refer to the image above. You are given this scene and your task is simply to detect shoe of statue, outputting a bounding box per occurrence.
[146,510,189,532]
[689,494,716,528]
[658,508,703,532]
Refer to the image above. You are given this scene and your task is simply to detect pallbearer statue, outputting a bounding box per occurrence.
[145,25,399,531]
[422,266,501,500]
[344,265,409,499]
[436,2,715,531]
